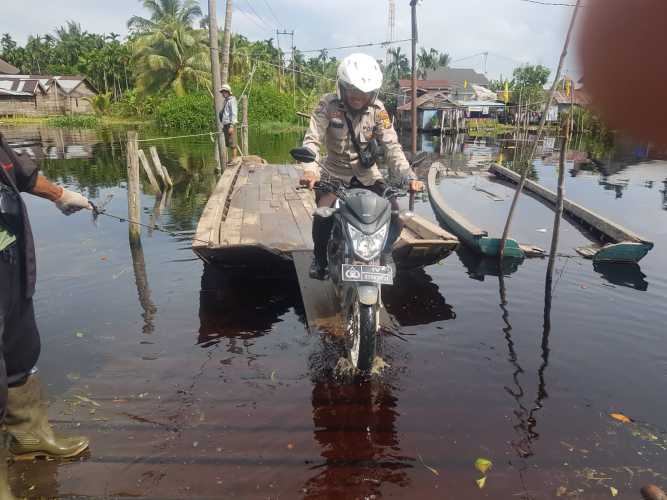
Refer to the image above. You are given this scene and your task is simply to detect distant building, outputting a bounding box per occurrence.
[0,75,98,117]
[398,79,452,108]
[0,58,19,75]
[424,67,490,101]
[396,91,466,133]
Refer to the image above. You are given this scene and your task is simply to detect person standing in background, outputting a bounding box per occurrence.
[219,84,239,161]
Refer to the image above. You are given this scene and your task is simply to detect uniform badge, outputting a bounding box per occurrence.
[379,110,391,129]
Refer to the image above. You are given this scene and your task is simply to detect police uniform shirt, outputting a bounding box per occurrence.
[301,94,412,186]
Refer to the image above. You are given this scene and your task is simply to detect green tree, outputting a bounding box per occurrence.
[512,64,550,88]
[127,0,203,34]
[417,47,439,79]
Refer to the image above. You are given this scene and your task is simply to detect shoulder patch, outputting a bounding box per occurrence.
[379,110,392,129]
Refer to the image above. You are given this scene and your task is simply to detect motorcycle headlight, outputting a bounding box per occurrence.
[347,223,388,261]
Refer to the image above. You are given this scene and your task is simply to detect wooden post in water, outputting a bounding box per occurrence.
[410,0,418,160]
[208,0,228,170]
[127,131,141,239]
[149,146,173,187]
[138,149,161,193]
[499,0,582,260]
[241,94,249,156]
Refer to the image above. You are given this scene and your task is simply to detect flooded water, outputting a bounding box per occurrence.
[1,124,666,499]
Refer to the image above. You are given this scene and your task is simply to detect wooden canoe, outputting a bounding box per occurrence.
[193,157,459,273]
[427,163,543,260]
[489,163,654,263]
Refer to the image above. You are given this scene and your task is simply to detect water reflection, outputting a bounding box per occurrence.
[383,268,456,326]
[198,264,304,347]
[129,235,158,334]
[303,378,410,499]
[458,246,522,281]
[593,261,649,291]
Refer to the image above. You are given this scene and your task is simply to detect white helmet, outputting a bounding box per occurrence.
[337,53,383,94]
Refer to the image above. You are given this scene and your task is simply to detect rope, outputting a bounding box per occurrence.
[137,131,221,143]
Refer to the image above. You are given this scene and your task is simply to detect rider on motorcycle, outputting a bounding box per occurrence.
[300,53,423,280]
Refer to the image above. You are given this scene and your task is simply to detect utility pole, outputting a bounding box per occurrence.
[208,0,227,168]
[221,0,233,83]
[277,30,296,108]
[386,0,396,66]
[410,0,418,159]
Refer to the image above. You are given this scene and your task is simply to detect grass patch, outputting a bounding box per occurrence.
[45,115,100,128]
[254,121,307,135]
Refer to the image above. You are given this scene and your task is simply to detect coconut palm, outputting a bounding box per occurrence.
[385,47,410,83]
[438,52,451,68]
[127,0,203,33]
[133,23,211,96]
[417,48,439,79]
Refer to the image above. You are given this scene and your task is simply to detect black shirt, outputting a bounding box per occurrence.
[0,132,39,298]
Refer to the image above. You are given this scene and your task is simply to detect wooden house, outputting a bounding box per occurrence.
[0,75,98,117]
[0,58,19,75]
[397,91,466,133]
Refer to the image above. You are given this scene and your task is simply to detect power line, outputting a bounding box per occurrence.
[261,0,283,27]
[234,4,273,34]
[286,38,412,55]
[516,0,578,6]
[241,0,272,30]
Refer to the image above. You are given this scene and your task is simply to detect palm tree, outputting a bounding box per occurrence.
[133,23,211,95]
[385,47,409,83]
[438,52,451,68]
[417,47,439,79]
[128,0,203,33]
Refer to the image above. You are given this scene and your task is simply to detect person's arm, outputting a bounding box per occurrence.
[374,103,423,191]
[230,97,238,126]
[300,97,331,186]
[30,175,91,215]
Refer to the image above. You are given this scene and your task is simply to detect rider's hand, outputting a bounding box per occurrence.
[409,180,424,192]
[299,173,318,190]
[55,188,92,215]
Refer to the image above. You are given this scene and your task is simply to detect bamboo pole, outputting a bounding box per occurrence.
[241,94,249,156]
[499,0,582,259]
[410,0,418,159]
[127,131,141,240]
[208,0,227,170]
[138,149,161,193]
[149,146,173,187]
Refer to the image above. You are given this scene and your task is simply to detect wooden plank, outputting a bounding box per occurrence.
[149,146,173,187]
[138,149,161,193]
[193,162,241,249]
[400,213,457,241]
[288,199,314,246]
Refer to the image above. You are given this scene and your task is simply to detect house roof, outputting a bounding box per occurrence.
[0,77,48,97]
[397,91,463,112]
[552,89,591,106]
[457,100,506,108]
[398,79,452,90]
[424,67,490,87]
[0,58,19,75]
[0,74,96,94]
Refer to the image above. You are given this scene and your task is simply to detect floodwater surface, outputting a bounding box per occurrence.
[1,125,666,499]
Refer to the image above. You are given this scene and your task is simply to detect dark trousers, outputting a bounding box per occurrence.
[0,243,41,420]
[312,178,402,266]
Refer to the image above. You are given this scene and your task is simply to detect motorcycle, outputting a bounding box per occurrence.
[291,147,407,373]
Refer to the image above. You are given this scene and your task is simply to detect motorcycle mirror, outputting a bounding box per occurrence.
[290,147,317,163]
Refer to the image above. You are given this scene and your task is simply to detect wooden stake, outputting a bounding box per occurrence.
[410,0,418,159]
[241,94,249,156]
[208,0,228,169]
[499,0,582,259]
[126,131,141,239]
[138,149,161,193]
[149,146,173,187]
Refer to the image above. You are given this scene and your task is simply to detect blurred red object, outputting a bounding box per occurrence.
[580,0,667,145]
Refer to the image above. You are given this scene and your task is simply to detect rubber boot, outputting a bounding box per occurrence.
[5,375,89,460]
[310,214,333,280]
[0,445,16,500]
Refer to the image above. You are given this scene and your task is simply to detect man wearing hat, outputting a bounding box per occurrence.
[219,84,238,161]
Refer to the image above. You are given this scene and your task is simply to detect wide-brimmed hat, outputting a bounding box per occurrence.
[219,84,232,94]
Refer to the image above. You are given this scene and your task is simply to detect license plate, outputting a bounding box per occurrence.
[342,264,393,284]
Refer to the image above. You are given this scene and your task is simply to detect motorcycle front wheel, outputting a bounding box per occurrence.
[346,298,378,373]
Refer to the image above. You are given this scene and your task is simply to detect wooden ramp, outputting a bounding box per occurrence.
[193,158,316,273]
[489,163,655,263]
[193,157,458,273]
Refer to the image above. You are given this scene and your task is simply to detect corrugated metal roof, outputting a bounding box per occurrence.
[0,58,19,75]
[398,79,452,90]
[0,74,93,94]
[424,68,490,87]
[397,91,462,111]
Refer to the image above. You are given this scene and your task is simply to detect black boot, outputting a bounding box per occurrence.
[310,214,333,281]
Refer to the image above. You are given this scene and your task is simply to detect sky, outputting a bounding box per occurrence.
[3,0,583,82]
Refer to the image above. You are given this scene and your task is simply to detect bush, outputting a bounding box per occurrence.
[45,115,99,128]
[111,89,160,120]
[154,93,215,132]
[247,85,296,124]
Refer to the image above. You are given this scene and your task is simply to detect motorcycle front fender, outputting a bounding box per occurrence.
[356,284,379,305]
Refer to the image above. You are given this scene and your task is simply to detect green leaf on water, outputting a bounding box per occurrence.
[475,458,493,474]
[476,476,487,489]
[610,486,618,497]
[75,331,85,338]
